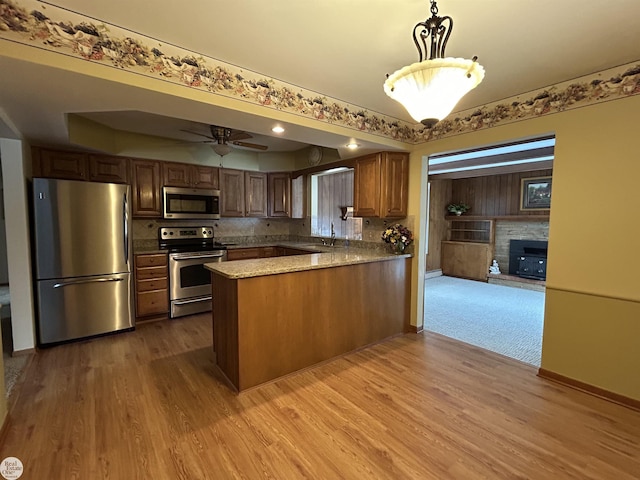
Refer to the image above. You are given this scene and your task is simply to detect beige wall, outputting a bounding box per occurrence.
[408,94,640,400]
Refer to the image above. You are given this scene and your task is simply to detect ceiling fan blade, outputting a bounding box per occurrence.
[232,141,268,151]
[228,131,252,141]
[180,129,215,140]
[158,140,214,147]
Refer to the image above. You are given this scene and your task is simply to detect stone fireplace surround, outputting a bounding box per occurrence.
[493,220,549,275]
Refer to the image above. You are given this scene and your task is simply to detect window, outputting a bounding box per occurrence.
[310,168,353,239]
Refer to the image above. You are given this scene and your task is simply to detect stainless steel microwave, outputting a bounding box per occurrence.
[163,186,220,220]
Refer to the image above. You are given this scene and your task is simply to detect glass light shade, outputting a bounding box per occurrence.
[212,143,232,157]
[384,57,485,125]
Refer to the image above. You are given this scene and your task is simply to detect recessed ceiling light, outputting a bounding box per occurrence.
[346,142,360,149]
[272,126,285,133]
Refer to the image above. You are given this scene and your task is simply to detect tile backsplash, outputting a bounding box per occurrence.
[133,215,415,251]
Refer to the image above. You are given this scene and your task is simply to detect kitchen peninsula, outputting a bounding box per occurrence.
[206,245,411,392]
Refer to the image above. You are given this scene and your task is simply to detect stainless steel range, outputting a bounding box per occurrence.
[159,226,227,318]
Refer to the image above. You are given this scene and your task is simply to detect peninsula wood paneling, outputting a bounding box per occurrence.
[212,257,411,392]
[450,169,552,217]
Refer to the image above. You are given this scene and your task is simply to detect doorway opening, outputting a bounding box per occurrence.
[423,135,555,366]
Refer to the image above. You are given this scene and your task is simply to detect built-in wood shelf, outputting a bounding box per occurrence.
[445,215,549,221]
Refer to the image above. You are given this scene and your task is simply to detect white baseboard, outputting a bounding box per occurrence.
[425,269,442,279]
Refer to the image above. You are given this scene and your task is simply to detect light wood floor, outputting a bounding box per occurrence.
[1,314,639,479]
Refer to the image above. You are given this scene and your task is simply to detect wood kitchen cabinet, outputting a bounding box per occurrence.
[354,152,409,218]
[163,162,219,189]
[131,159,162,217]
[134,253,169,318]
[33,148,89,181]
[226,247,262,261]
[268,172,291,217]
[220,168,268,217]
[245,171,267,217]
[220,168,245,216]
[89,155,129,184]
[33,148,131,184]
[226,245,314,261]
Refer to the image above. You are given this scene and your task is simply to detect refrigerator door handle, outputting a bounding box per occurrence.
[123,191,129,265]
[53,277,124,289]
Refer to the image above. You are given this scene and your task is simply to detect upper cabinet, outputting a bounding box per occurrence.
[89,155,129,184]
[33,149,89,181]
[220,168,245,217]
[163,162,219,189]
[268,172,291,217]
[354,152,409,218]
[381,152,409,218]
[353,153,381,217]
[33,148,129,184]
[220,169,271,218]
[131,159,162,217]
[245,171,268,217]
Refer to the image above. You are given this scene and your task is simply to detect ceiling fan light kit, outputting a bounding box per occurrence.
[212,143,232,157]
[384,0,485,127]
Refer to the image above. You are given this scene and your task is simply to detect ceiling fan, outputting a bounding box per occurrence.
[180,125,268,156]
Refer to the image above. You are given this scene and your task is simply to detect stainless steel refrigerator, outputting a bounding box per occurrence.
[32,178,134,345]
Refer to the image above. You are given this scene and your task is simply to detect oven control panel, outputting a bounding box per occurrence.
[159,226,214,240]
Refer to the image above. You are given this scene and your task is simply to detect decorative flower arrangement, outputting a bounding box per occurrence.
[382,224,414,253]
[447,202,470,215]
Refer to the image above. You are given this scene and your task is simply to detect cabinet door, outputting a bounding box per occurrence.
[245,171,267,217]
[89,155,129,184]
[37,149,89,181]
[220,168,245,217]
[192,166,219,189]
[354,153,381,217]
[380,152,409,218]
[131,160,162,217]
[136,290,169,317]
[268,172,291,217]
[162,162,191,187]
[135,253,168,318]
[227,248,261,261]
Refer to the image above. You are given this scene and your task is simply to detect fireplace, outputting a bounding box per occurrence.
[509,239,548,280]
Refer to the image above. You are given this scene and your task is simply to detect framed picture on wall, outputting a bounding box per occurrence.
[520,176,552,210]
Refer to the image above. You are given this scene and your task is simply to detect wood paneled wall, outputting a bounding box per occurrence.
[450,169,552,217]
[316,170,353,237]
[426,179,451,271]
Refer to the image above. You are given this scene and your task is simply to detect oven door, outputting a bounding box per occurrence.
[168,250,227,318]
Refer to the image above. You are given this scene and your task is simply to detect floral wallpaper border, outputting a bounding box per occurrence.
[1,0,639,145]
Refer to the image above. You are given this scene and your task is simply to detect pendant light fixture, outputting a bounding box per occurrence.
[384,0,485,127]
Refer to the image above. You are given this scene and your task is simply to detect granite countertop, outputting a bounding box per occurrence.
[205,243,411,279]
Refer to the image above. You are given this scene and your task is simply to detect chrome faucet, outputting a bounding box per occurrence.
[321,223,337,247]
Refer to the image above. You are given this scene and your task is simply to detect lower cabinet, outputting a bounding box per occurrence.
[134,253,169,318]
[226,248,262,261]
[226,246,314,261]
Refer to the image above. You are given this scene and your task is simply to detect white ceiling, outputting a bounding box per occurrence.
[1,0,640,153]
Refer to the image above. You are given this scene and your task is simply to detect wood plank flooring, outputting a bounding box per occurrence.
[1,313,639,479]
